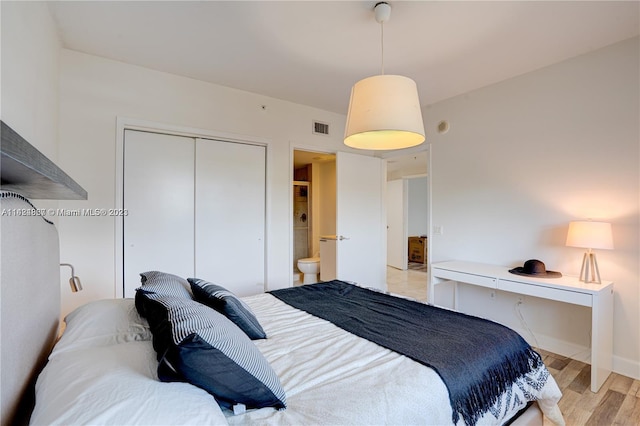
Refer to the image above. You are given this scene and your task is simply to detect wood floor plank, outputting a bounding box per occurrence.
[613,394,640,425]
[570,406,598,425]
[578,373,615,412]
[548,356,572,371]
[629,379,640,397]
[556,388,581,420]
[585,390,626,426]
[610,374,635,395]
[553,359,587,390]
[567,363,591,394]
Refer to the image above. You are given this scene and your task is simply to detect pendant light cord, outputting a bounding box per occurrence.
[380,20,385,75]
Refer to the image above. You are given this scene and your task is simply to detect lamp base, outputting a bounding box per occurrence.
[579,251,601,284]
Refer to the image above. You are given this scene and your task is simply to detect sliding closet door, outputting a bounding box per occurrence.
[123,130,195,297]
[195,139,265,296]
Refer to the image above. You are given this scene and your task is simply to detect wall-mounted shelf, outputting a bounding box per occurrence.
[1,121,87,200]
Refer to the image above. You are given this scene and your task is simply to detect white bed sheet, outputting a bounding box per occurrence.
[229,293,564,426]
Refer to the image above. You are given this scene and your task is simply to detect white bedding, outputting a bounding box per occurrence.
[30,300,227,426]
[228,294,564,426]
[31,295,564,425]
[31,341,228,425]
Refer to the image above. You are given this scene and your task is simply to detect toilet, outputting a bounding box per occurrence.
[297,254,320,284]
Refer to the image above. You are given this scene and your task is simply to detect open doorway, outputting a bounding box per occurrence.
[292,150,336,285]
[385,150,429,301]
[291,149,387,290]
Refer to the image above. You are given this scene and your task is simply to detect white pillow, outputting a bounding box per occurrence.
[33,341,228,425]
[50,298,151,358]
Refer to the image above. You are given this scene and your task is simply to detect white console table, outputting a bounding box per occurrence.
[430,260,614,392]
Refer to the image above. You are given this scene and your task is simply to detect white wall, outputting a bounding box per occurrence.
[408,177,428,237]
[427,37,639,379]
[1,2,64,301]
[56,50,361,318]
[1,2,60,162]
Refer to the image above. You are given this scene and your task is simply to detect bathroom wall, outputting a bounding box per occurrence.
[313,161,336,250]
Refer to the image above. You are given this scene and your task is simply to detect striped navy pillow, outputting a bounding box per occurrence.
[188,278,266,340]
[135,271,194,319]
[139,271,193,299]
[136,292,286,410]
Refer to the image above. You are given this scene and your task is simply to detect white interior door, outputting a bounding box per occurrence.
[195,139,265,296]
[386,179,407,270]
[123,130,195,297]
[336,151,386,290]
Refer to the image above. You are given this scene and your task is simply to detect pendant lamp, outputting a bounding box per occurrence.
[344,2,425,150]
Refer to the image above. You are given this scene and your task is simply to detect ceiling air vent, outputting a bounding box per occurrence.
[313,121,330,136]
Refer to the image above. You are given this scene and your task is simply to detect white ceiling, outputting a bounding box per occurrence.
[48,1,638,177]
[48,1,639,116]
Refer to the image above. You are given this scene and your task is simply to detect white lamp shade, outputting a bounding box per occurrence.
[566,221,614,250]
[344,74,425,150]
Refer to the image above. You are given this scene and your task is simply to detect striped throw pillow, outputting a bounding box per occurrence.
[188,278,266,340]
[136,291,286,410]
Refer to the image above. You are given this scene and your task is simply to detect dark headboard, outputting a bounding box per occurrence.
[0,192,61,425]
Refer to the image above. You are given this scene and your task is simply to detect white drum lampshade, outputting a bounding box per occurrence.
[344,74,425,150]
[566,220,613,283]
[566,221,613,250]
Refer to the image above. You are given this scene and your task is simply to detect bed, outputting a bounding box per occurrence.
[31,276,564,426]
[1,191,564,425]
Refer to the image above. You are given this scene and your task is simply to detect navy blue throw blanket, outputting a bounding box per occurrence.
[269,280,543,426]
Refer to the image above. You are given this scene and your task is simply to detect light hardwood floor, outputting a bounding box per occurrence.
[538,348,640,425]
[385,266,640,426]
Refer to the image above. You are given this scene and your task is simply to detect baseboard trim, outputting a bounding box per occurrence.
[512,327,640,381]
[613,355,640,380]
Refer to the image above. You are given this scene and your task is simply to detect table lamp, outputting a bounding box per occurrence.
[565,221,613,284]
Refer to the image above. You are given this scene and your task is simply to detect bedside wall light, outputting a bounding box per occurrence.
[565,221,613,284]
[60,263,83,292]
